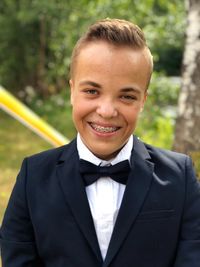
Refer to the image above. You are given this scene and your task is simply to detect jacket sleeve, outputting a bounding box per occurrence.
[174,156,200,266]
[0,158,43,267]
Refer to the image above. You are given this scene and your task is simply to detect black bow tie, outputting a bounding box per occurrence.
[79,159,130,186]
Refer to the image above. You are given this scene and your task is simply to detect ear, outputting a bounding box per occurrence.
[69,79,74,105]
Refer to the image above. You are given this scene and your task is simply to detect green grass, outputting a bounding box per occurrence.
[0,110,53,224]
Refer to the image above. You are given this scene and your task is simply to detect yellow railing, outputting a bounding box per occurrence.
[0,86,69,147]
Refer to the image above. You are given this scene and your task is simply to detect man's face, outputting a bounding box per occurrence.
[70,41,150,160]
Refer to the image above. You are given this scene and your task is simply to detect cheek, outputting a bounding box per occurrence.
[72,107,84,132]
[72,100,90,121]
[72,105,81,122]
[122,108,141,129]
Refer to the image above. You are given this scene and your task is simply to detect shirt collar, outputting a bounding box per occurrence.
[77,133,133,166]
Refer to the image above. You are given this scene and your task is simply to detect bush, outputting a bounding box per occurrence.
[136,72,180,149]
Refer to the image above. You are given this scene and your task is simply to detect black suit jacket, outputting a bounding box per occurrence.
[1,136,200,267]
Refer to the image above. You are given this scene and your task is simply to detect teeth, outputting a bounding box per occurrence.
[91,123,118,133]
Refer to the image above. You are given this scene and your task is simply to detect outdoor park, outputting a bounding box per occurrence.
[0,0,200,248]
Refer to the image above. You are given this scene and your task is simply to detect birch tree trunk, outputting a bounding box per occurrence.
[173,0,200,154]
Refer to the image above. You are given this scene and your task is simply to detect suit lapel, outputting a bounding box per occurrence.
[56,140,102,262]
[103,137,154,267]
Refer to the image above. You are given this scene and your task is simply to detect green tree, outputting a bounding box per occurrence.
[0,0,185,96]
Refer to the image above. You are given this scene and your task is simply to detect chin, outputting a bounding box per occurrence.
[92,148,121,160]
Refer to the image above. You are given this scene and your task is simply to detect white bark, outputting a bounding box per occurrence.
[173,0,200,153]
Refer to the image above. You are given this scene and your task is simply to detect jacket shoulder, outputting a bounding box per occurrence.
[25,139,77,168]
[145,142,188,161]
[143,142,192,173]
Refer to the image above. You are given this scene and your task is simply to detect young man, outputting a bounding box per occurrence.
[0,18,200,267]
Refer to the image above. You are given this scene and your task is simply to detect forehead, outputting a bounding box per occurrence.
[77,41,147,62]
[73,42,151,86]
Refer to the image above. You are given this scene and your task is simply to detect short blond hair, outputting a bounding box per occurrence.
[70,18,153,87]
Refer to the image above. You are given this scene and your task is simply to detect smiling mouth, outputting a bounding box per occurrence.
[89,123,120,133]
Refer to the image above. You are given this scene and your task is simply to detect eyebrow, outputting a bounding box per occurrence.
[79,80,102,88]
[79,80,141,94]
[120,87,141,94]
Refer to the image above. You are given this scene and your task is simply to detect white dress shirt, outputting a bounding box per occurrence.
[77,134,133,260]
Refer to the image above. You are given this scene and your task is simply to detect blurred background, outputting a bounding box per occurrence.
[0,0,200,229]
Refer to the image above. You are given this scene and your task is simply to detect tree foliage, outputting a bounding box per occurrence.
[0,0,185,95]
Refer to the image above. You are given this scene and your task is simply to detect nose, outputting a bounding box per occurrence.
[96,99,118,119]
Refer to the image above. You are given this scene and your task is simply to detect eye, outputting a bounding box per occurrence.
[84,89,98,95]
[121,95,137,101]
